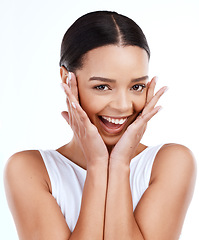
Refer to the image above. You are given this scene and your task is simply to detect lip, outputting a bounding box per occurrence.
[98,115,129,134]
[101,115,130,119]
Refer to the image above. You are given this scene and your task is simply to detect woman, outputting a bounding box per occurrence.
[4,11,196,240]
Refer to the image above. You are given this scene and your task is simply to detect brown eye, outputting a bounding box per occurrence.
[131,84,146,92]
[94,85,110,91]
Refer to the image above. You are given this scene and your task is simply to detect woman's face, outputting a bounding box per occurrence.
[76,45,149,147]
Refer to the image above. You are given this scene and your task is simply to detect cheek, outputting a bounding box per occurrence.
[133,95,146,113]
[79,90,105,118]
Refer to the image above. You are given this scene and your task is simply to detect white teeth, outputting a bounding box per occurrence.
[101,116,127,125]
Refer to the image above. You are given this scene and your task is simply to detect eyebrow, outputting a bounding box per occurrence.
[89,75,149,83]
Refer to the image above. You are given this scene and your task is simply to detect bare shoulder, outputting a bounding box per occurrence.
[5,150,42,167]
[154,143,196,172]
[4,150,51,194]
[4,150,70,239]
[151,143,197,191]
[134,144,197,239]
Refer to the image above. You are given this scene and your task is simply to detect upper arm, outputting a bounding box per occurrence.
[4,150,71,240]
[134,144,197,240]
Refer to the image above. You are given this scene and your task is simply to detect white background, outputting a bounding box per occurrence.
[0,0,198,239]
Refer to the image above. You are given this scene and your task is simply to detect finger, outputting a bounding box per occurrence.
[72,101,94,131]
[141,105,162,123]
[142,86,168,115]
[129,106,161,136]
[63,83,81,127]
[66,98,74,127]
[62,82,78,127]
[62,95,78,130]
[72,101,99,138]
[62,83,93,130]
[62,82,97,133]
[146,76,157,104]
[65,99,82,137]
[61,111,69,124]
[61,82,87,138]
[62,82,78,104]
[62,82,85,120]
[69,72,79,102]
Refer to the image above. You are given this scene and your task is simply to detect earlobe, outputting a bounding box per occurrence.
[60,66,69,83]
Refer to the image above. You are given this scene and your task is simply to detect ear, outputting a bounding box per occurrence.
[60,66,69,84]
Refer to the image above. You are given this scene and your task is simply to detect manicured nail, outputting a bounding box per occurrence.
[68,72,72,81]
[164,86,169,93]
[71,102,76,109]
[66,72,72,84]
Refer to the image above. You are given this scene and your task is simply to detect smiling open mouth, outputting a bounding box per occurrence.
[98,115,128,134]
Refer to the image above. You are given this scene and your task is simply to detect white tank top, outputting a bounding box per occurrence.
[39,144,164,232]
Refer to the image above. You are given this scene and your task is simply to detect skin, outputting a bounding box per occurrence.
[4,45,196,240]
[59,46,162,168]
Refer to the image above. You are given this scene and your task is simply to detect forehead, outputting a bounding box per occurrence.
[80,45,149,77]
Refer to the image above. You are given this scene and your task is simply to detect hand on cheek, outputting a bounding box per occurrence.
[61,73,109,168]
[110,76,168,166]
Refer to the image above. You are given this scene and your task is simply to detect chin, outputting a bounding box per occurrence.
[100,132,123,147]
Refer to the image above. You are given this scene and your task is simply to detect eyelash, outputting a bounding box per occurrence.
[94,85,110,91]
[131,84,146,92]
[94,84,146,92]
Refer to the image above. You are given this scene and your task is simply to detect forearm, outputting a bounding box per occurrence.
[104,163,144,240]
[70,163,108,240]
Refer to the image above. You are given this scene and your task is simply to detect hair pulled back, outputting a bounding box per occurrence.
[59,11,150,72]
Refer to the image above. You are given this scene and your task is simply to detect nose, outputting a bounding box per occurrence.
[109,91,133,114]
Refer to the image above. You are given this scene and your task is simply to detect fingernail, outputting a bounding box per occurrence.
[68,72,72,81]
[164,86,169,93]
[71,102,76,109]
[66,72,72,84]
[158,106,163,112]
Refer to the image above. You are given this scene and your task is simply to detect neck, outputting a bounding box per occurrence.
[57,136,147,170]
[56,136,86,170]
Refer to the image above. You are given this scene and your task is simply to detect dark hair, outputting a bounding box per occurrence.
[59,11,150,72]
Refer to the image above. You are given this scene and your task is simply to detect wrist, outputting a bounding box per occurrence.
[109,159,130,173]
[110,151,135,169]
[87,159,108,172]
[86,163,108,187]
[108,161,130,183]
